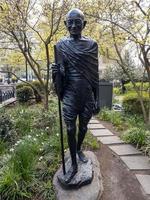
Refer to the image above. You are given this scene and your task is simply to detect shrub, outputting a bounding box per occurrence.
[141,135,150,156]
[16,82,28,90]
[121,127,149,148]
[99,108,111,121]
[125,82,149,92]
[16,86,34,102]
[125,114,145,128]
[113,87,121,95]
[99,108,125,130]
[122,92,149,115]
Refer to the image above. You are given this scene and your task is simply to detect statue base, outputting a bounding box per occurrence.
[57,153,93,189]
[53,151,103,200]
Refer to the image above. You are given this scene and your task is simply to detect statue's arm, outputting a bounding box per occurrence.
[92,42,100,114]
[52,43,66,100]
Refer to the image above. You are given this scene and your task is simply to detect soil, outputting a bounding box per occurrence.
[93,120,150,200]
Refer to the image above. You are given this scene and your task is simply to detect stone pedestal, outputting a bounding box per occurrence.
[53,151,103,200]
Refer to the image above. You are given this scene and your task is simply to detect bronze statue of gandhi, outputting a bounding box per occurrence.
[52,8,100,184]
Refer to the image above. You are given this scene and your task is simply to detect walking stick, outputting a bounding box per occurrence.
[54,45,66,175]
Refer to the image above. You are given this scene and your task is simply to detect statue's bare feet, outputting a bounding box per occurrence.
[77,150,88,163]
[64,164,78,184]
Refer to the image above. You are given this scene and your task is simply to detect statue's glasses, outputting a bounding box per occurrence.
[66,18,83,27]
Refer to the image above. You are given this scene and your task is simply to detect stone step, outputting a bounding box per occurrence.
[88,123,105,129]
[109,144,142,156]
[97,136,124,145]
[90,129,114,137]
[89,119,100,124]
[120,156,150,171]
[136,175,150,195]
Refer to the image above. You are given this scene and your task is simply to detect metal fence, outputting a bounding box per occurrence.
[0,86,15,104]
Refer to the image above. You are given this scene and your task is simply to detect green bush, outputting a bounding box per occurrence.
[16,81,45,103]
[16,86,34,102]
[141,135,150,156]
[16,82,28,90]
[125,82,149,92]
[122,92,149,115]
[113,87,121,95]
[99,108,125,130]
[121,127,150,148]
[99,108,111,121]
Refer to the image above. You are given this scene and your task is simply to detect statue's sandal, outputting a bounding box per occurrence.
[63,165,78,184]
[77,151,88,163]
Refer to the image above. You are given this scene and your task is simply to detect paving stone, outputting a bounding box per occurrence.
[136,175,150,195]
[89,119,100,124]
[88,123,105,129]
[120,156,150,170]
[90,129,114,137]
[97,136,124,145]
[109,144,142,156]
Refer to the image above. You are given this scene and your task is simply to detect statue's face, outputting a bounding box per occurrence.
[65,11,85,37]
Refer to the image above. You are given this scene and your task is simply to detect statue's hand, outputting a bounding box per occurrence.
[51,63,65,101]
[93,100,100,115]
[52,63,65,76]
[51,63,58,73]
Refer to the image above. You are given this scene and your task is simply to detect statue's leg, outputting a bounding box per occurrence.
[66,120,77,167]
[62,120,78,184]
[77,103,93,163]
[77,116,88,152]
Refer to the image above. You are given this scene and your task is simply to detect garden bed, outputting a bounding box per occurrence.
[0,98,99,200]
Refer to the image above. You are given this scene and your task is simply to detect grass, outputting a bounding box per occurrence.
[0,140,7,155]
[0,97,99,200]
[98,107,150,156]
[83,131,100,150]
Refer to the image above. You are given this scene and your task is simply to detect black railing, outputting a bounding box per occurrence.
[0,87,15,104]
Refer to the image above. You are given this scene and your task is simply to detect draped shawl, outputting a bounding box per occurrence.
[56,36,99,89]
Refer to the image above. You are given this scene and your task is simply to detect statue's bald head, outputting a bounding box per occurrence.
[64,8,86,38]
[66,8,84,21]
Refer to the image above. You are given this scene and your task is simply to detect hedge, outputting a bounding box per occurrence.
[125,82,149,92]
[122,92,149,115]
[16,81,44,102]
[16,86,34,102]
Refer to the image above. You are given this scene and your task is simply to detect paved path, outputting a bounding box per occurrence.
[89,118,150,200]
